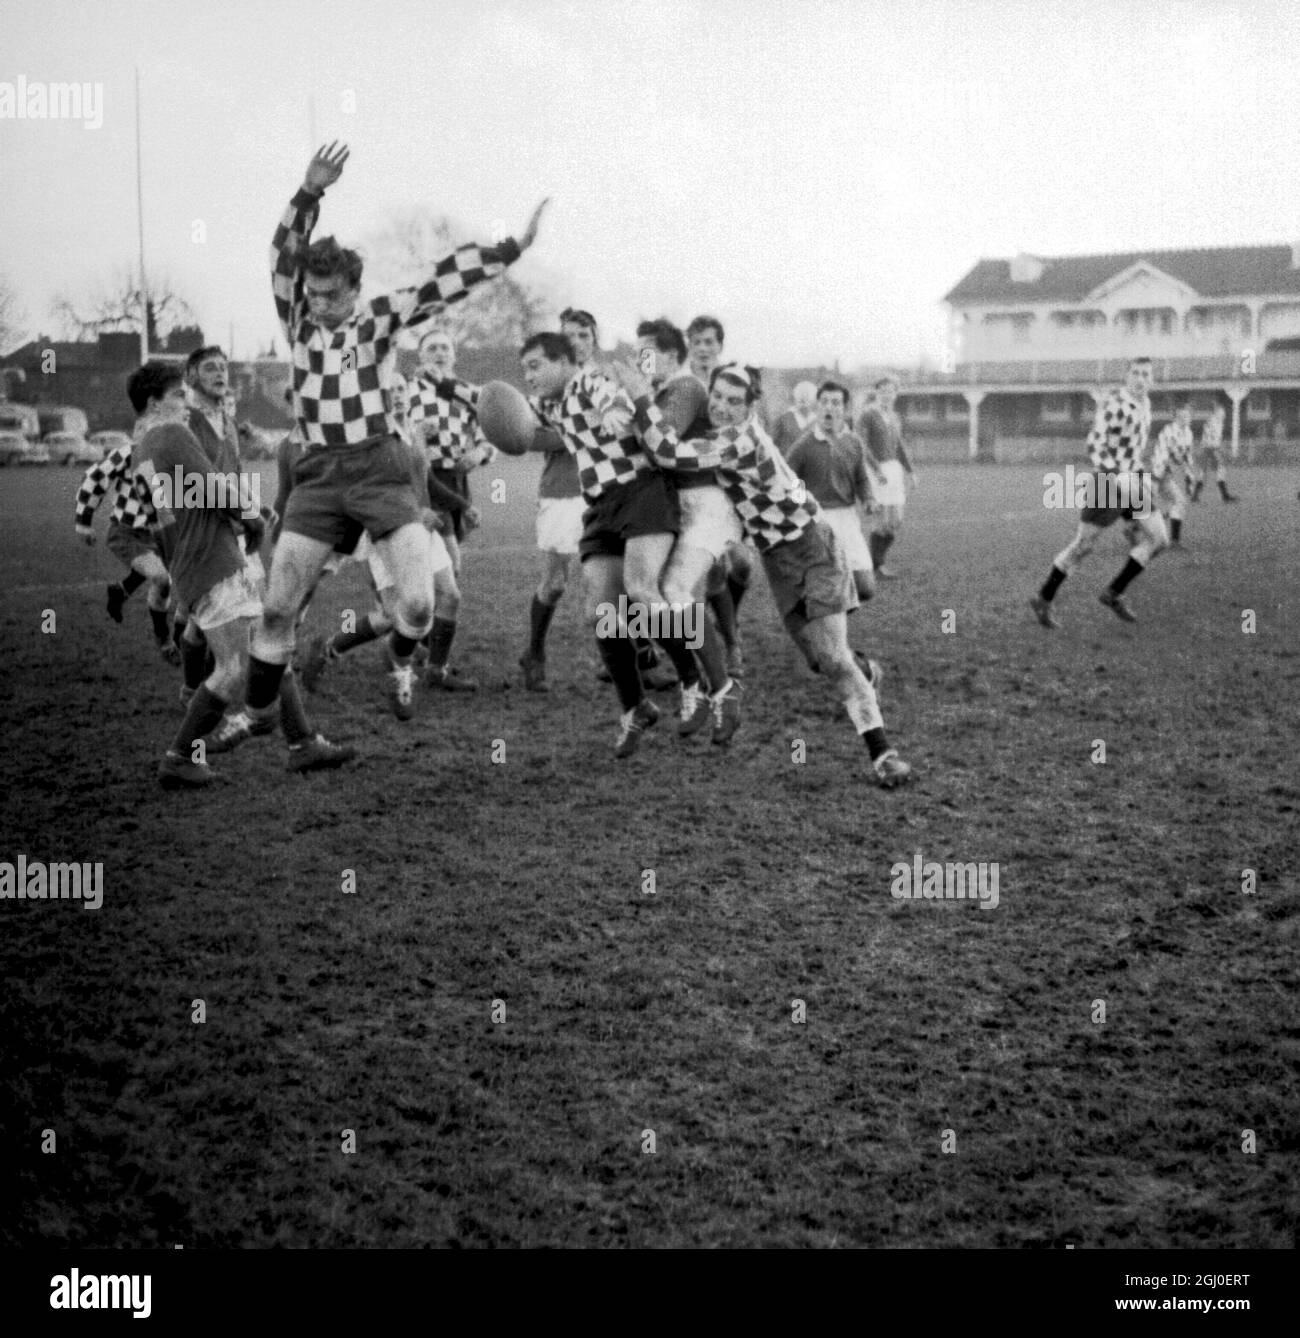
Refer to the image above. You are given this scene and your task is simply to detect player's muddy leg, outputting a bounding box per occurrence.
[249,531,333,709]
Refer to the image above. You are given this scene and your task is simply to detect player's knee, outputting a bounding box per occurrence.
[855,570,876,602]
[399,596,434,632]
[437,586,461,621]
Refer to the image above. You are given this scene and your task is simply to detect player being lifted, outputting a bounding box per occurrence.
[1151,401,1194,547]
[1030,355,1168,627]
[239,142,546,738]
[613,358,912,788]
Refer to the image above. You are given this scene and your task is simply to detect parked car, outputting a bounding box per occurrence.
[22,438,51,464]
[88,430,132,458]
[0,430,30,465]
[37,405,90,438]
[0,402,41,440]
[45,431,99,466]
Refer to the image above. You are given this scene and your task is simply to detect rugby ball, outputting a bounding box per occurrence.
[478,381,540,456]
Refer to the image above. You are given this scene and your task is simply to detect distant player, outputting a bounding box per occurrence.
[613,358,911,787]
[1190,402,1238,502]
[772,381,817,457]
[857,376,917,578]
[1030,355,1167,627]
[686,314,725,389]
[240,141,545,739]
[75,366,178,663]
[1151,401,1194,547]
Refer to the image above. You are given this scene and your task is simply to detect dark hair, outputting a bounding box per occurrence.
[687,315,724,344]
[560,307,598,333]
[636,318,687,364]
[126,360,185,414]
[418,327,455,351]
[710,363,762,405]
[303,235,363,289]
[874,375,899,391]
[1129,355,1153,367]
[185,344,226,373]
[817,379,851,408]
[521,331,576,363]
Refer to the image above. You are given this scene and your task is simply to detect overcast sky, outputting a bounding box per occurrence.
[3,0,1298,368]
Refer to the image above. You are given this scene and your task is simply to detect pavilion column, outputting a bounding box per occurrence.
[963,389,987,459]
[1225,385,1248,460]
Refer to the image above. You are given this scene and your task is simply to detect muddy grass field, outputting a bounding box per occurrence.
[1,458,1296,1249]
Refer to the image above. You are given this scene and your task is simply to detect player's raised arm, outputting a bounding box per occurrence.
[271,142,349,338]
[612,358,744,471]
[375,197,552,338]
[73,444,129,542]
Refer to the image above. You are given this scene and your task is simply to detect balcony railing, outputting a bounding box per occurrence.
[902,350,1300,387]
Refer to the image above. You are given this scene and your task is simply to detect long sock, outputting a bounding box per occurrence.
[657,636,701,688]
[1108,556,1145,596]
[388,629,419,663]
[693,611,728,694]
[877,532,896,565]
[634,637,660,670]
[121,569,146,597]
[149,608,171,645]
[330,622,381,655]
[181,638,209,690]
[247,656,289,711]
[168,686,227,758]
[1040,564,1067,602]
[426,616,457,670]
[529,594,559,659]
[709,588,738,652]
[277,672,314,745]
[726,573,749,615]
[171,619,187,649]
[1218,480,1232,500]
[597,636,643,711]
[868,532,888,569]
[1171,518,1182,543]
[861,726,891,762]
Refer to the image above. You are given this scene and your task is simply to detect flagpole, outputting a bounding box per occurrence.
[135,67,148,362]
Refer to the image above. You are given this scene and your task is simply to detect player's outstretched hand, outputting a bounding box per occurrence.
[304,141,350,194]
[463,505,481,533]
[516,198,551,253]
[610,357,653,402]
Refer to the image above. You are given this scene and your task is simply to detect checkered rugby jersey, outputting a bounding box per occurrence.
[407,374,487,467]
[1151,421,1194,479]
[1087,387,1151,472]
[631,399,822,552]
[533,368,654,502]
[272,186,521,450]
[73,420,158,531]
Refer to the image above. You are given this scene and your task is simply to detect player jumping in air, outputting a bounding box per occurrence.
[239,142,546,739]
[1030,355,1168,627]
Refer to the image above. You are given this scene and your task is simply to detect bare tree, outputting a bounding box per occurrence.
[50,266,198,346]
[361,206,551,350]
[0,274,28,355]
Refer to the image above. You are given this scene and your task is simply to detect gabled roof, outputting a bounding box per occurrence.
[945,245,1300,305]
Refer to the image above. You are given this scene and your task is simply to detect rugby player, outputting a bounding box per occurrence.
[519,332,703,758]
[125,362,352,787]
[772,381,817,457]
[75,367,179,663]
[613,358,912,786]
[518,307,597,691]
[856,376,917,578]
[1152,401,1194,547]
[1190,402,1238,502]
[1030,356,1167,627]
[240,142,545,736]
